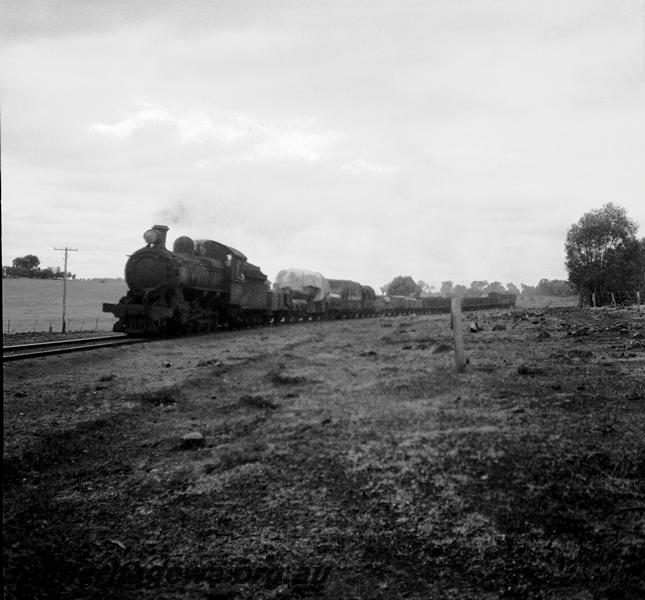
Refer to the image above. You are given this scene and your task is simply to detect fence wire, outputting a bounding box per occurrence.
[3,317,117,335]
[582,290,643,308]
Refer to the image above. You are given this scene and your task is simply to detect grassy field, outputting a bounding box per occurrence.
[4,306,644,598]
[2,278,127,334]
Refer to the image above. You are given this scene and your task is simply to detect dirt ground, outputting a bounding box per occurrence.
[3,306,645,599]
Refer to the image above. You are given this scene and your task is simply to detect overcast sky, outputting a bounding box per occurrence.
[2,0,644,291]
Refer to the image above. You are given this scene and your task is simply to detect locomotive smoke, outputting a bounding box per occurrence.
[155,201,188,227]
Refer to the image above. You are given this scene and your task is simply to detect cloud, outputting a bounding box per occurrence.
[342,159,398,174]
[89,107,170,139]
[90,103,345,165]
[89,105,260,144]
[243,129,342,163]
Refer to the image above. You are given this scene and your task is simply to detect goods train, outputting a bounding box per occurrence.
[103,225,516,336]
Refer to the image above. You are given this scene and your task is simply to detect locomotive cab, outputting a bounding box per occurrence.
[194,240,247,305]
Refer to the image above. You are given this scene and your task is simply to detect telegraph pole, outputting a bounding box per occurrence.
[54,247,78,333]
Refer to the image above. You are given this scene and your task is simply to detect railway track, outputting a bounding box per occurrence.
[2,335,147,362]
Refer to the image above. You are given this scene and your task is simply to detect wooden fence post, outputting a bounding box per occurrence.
[611,293,616,307]
[451,296,467,373]
[592,293,596,308]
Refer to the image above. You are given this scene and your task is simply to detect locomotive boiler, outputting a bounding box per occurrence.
[103,225,269,335]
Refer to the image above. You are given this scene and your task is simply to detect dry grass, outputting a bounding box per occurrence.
[3,307,645,599]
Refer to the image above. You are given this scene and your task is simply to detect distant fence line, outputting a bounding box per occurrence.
[581,290,643,308]
[3,317,117,335]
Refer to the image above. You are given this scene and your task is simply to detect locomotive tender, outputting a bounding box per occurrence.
[103,225,516,335]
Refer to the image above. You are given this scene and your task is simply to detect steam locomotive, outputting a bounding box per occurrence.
[103,225,516,335]
[103,225,270,335]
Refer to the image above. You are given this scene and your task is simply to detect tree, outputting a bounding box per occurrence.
[440,281,453,297]
[452,284,468,297]
[565,203,639,297]
[601,237,645,292]
[506,282,520,295]
[520,283,536,298]
[468,280,489,297]
[4,255,41,277]
[2,255,72,279]
[416,280,433,297]
[536,279,575,297]
[387,275,419,297]
[484,281,506,294]
[13,254,40,272]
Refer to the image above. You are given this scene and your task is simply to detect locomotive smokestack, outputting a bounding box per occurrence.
[143,225,170,247]
[151,225,169,248]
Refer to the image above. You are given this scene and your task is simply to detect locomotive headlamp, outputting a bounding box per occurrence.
[143,229,160,245]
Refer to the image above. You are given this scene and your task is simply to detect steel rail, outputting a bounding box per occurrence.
[3,337,146,362]
[3,335,130,353]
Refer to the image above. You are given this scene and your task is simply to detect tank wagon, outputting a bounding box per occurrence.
[104,225,516,335]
